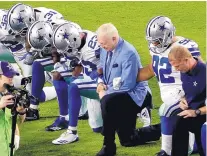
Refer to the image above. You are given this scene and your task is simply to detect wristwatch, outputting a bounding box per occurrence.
[195,109,201,116]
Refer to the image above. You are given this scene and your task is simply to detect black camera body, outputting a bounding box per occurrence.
[3,84,38,110]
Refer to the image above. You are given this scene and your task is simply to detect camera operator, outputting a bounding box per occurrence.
[0,61,25,156]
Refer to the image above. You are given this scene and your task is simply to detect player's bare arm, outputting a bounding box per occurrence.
[72,65,83,77]
[51,48,61,63]
[137,61,155,82]
[25,37,31,52]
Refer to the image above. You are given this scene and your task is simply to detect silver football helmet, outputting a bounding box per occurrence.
[53,22,81,56]
[7,3,35,37]
[27,21,53,54]
[52,20,82,33]
[69,22,82,32]
[146,16,176,54]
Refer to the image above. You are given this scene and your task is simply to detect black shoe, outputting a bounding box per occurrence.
[78,111,89,120]
[155,150,170,156]
[96,143,116,156]
[25,108,39,121]
[133,123,161,144]
[45,117,68,131]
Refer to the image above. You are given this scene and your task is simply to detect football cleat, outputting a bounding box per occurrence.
[52,129,79,145]
[45,117,68,131]
[78,111,89,120]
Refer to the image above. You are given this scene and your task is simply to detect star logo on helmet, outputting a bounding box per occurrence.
[17,15,24,23]
[159,24,166,31]
[7,64,13,70]
[63,32,69,39]
[37,35,44,42]
[36,29,46,42]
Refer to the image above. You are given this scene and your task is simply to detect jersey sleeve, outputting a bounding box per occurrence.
[178,38,201,57]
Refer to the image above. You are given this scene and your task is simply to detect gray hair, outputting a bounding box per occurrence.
[96,23,119,38]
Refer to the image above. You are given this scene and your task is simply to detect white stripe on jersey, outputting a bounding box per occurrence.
[77,83,97,89]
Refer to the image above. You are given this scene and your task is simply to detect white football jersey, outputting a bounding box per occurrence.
[79,30,100,77]
[150,36,201,103]
[34,7,63,24]
[0,9,16,41]
[34,8,82,31]
[0,9,26,58]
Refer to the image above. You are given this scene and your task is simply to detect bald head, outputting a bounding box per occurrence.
[97,23,119,52]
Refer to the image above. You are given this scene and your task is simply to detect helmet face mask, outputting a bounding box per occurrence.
[147,38,163,47]
[146,16,176,54]
[42,43,52,55]
[53,23,82,57]
[8,3,35,37]
[18,27,28,37]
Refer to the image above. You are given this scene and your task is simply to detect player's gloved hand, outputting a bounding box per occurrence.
[69,57,81,69]
[19,52,37,65]
[20,47,42,65]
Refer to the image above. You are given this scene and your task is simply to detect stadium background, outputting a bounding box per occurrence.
[1,1,205,156]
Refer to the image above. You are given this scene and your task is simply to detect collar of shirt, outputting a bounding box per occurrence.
[186,58,201,76]
[110,37,124,53]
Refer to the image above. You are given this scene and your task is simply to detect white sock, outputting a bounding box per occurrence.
[68,126,77,131]
[60,115,69,121]
[188,132,195,154]
[30,104,38,110]
[161,134,172,155]
[43,86,57,101]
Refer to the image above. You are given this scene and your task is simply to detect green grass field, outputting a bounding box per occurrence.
[1,1,206,156]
